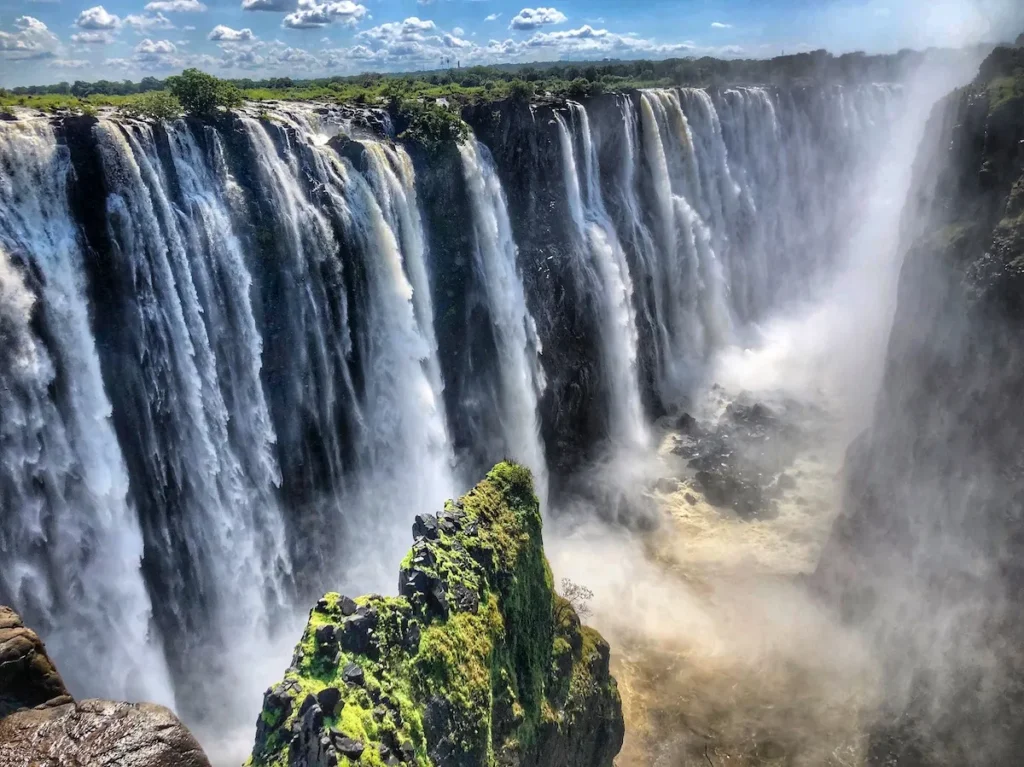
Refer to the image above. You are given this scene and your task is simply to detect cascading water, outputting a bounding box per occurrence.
[555,103,648,449]
[0,80,906,762]
[457,137,548,504]
[0,120,176,707]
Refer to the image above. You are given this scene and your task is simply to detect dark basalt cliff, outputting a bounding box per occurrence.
[249,463,624,767]
[817,46,1024,766]
[0,606,211,767]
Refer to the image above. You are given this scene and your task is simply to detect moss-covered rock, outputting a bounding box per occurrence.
[249,462,623,767]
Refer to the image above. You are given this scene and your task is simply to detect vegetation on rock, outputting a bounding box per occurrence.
[249,462,623,767]
[398,102,470,151]
[166,69,242,117]
[118,91,182,121]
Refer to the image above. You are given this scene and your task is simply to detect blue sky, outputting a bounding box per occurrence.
[1,0,1021,86]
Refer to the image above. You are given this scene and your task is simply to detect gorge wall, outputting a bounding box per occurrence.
[816,46,1024,766]
[0,80,898,746]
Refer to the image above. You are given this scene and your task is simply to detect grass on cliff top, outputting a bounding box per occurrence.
[988,74,1024,111]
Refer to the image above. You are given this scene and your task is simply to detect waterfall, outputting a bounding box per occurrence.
[334,139,457,586]
[0,120,175,706]
[458,138,548,504]
[554,103,648,448]
[638,89,732,397]
[90,118,296,727]
[0,79,905,760]
[238,116,456,590]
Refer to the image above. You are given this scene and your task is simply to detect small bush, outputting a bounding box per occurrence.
[119,91,181,121]
[399,102,469,150]
[559,578,593,619]
[165,69,242,116]
[508,79,534,102]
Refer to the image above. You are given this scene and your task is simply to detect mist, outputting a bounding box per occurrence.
[545,39,994,767]
[1,8,1022,766]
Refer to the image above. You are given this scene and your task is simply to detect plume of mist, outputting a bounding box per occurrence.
[546,38,994,767]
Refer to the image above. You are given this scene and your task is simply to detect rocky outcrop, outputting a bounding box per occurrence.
[0,606,73,716]
[249,462,624,767]
[0,606,211,767]
[816,47,1024,765]
[665,393,813,520]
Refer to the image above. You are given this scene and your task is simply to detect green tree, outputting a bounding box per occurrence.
[166,69,242,116]
[508,79,534,102]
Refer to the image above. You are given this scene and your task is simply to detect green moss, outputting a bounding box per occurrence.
[250,462,621,767]
[987,74,1024,111]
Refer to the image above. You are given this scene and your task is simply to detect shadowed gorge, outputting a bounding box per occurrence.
[2,38,1024,767]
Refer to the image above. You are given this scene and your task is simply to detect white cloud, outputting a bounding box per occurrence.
[711,21,732,29]
[144,0,207,12]
[135,37,176,54]
[183,24,196,30]
[509,7,566,31]
[127,37,182,69]
[76,6,121,30]
[0,16,59,60]
[125,12,175,32]
[208,24,256,41]
[242,0,295,11]
[53,58,90,67]
[485,13,500,21]
[71,30,115,44]
[417,0,434,5]
[453,26,464,36]
[357,17,436,43]
[282,0,368,29]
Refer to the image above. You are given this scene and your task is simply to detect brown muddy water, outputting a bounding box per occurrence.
[550,406,881,767]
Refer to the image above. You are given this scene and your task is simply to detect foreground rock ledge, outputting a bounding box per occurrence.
[0,606,210,767]
[250,462,624,767]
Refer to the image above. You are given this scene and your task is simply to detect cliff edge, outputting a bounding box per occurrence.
[816,46,1024,765]
[0,606,210,767]
[249,462,624,767]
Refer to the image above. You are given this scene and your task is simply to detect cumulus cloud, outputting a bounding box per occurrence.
[485,13,500,21]
[509,7,566,30]
[711,21,732,28]
[124,12,175,32]
[135,37,176,54]
[357,17,436,43]
[71,30,115,44]
[208,24,256,41]
[0,16,59,60]
[144,0,207,12]
[242,0,295,11]
[53,58,90,67]
[76,6,121,30]
[282,0,367,29]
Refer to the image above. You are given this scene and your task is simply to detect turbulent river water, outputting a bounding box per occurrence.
[0,79,944,763]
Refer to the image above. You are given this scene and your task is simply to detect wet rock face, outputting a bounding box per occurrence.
[665,391,814,520]
[817,47,1024,766]
[0,606,211,767]
[250,463,624,767]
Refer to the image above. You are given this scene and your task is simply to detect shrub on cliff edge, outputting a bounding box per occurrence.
[166,69,242,116]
